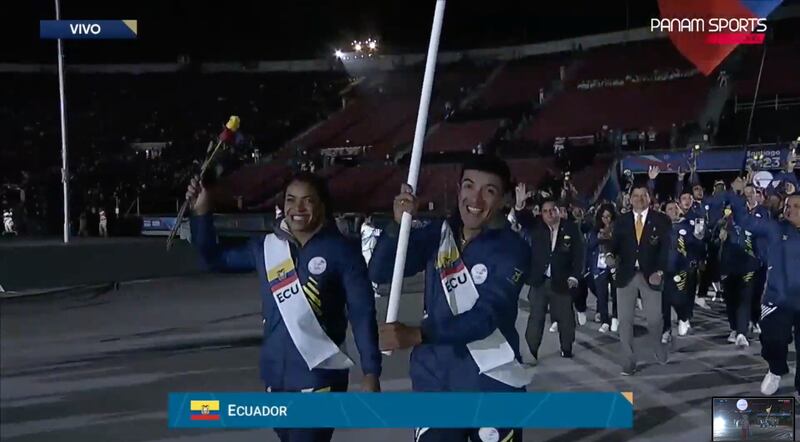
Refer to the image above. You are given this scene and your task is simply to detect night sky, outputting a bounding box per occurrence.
[11,0,664,63]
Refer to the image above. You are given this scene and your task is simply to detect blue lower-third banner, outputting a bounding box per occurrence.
[168,392,633,429]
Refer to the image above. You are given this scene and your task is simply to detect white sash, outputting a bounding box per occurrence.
[436,222,534,388]
[263,233,354,371]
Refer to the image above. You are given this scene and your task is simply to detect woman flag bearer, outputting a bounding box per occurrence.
[186,172,381,442]
[371,155,532,442]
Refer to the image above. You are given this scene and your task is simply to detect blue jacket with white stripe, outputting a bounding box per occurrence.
[369,215,531,392]
[190,214,381,390]
[728,193,800,311]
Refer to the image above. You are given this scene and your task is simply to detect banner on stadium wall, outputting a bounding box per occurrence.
[141,216,178,235]
[168,392,633,429]
[621,146,792,173]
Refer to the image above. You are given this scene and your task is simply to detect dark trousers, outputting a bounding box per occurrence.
[416,427,522,441]
[268,380,349,442]
[696,246,720,299]
[573,276,589,313]
[752,266,768,324]
[759,303,800,392]
[526,280,575,358]
[684,268,700,318]
[662,270,695,333]
[593,272,617,325]
[722,272,755,336]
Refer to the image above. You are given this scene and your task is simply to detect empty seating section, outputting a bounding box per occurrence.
[327,165,400,212]
[735,43,800,97]
[518,40,710,144]
[524,77,711,143]
[508,158,557,190]
[479,58,563,109]
[717,105,800,145]
[571,157,613,197]
[223,163,293,205]
[425,119,504,153]
[282,65,492,160]
[569,40,692,83]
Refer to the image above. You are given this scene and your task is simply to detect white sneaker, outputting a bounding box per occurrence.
[549,322,559,333]
[661,331,672,344]
[594,312,601,323]
[753,323,762,334]
[736,333,749,348]
[599,323,610,333]
[577,312,587,326]
[611,318,619,332]
[727,331,738,343]
[694,297,711,309]
[678,320,690,336]
[636,299,643,310]
[761,371,781,396]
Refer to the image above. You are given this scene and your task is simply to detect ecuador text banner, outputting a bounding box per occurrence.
[40,20,138,40]
[168,392,633,429]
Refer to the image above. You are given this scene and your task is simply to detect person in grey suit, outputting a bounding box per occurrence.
[607,185,671,376]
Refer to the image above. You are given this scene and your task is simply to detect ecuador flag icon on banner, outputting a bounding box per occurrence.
[190,400,220,421]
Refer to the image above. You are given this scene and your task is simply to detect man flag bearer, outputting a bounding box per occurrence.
[371,155,532,442]
[186,172,381,442]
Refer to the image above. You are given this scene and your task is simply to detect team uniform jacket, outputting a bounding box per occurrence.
[729,193,800,310]
[744,202,772,265]
[586,230,613,278]
[369,215,531,392]
[667,218,704,273]
[190,214,381,390]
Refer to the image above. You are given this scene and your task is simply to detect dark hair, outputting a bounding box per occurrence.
[594,203,616,230]
[632,184,652,197]
[460,154,512,193]
[282,172,335,221]
[539,196,558,208]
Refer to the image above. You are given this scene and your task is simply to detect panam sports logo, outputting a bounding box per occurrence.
[190,400,221,421]
[651,17,767,45]
[652,0,783,75]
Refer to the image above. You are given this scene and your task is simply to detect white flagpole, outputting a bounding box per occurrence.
[55,0,70,244]
[384,0,446,328]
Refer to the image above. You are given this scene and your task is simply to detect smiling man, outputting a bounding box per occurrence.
[370,154,532,442]
[187,172,381,442]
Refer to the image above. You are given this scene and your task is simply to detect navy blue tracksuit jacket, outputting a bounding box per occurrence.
[729,193,800,311]
[191,214,381,390]
[369,215,531,392]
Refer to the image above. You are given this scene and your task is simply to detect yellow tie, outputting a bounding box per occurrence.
[635,214,644,244]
